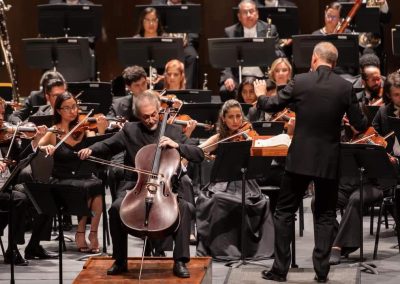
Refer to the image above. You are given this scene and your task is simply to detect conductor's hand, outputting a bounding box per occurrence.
[254,79,267,97]
[158,136,179,149]
[78,148,92,160]
[39,144,56,156]
[224,78,236,92]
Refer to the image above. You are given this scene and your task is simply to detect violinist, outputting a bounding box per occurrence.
[38,92,108,253]
[8,71,66,124]
[195,99,275,259]
[0,98,58,265]
[249,58,293,123]
[78,90,204,278]
[255,42,367,282]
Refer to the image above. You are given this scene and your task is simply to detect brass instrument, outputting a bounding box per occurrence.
[359,0,384,49]
[0,1,20,103]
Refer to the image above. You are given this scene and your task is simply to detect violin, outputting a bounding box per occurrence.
[272,108,295,128]
[350,127,388,147]
[5,100,23,111]
[70,113,124,140]
[172,114,214,132]
[229,122,258,142]
[0,122,63,143]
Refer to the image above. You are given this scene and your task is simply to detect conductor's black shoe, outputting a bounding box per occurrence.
[261,270,287,282]
[314,275,329,283]
[4,249,29,266]
[329,249,341,265]
[25,245,58,260]
[173,261,190,278]
[107,261,128,275]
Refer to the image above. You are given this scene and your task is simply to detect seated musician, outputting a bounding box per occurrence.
[38,92,108,253]
[312,2,351,35]
[195,99,274,259]
[357,57,385,106]
[257,0,297,7]
[249,57,292,122]
[78,90,204,278]
[108,65,148,123]
[219,0,284,102]
[0,98,57,265]
[8,71,66,124]
[49,0,93,4]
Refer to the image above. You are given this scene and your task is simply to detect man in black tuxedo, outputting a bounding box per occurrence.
[219,0,283,102]
[254,42,368,282]
[9,71,65,124]
[108,66,148,123]
[257,0,297,7]
[78,90,204,278]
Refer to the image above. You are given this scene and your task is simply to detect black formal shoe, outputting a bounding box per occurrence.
[314,275,328,283]
[173,261,190,278]
[4,249,29,266]
[261,270,287,282]
[329,249,341,265]
[25,245,58,260]
[107,261,128,275]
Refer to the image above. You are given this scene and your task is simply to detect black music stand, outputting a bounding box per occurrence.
[23,37,92,82]
[340,3,380,34]
[68,82,112,115]
[292,34,359,74]
[0,152,38,284]
[252,121,285,135]
[340,143,397,274]
[392,25,400,57]
[232,6,299,38]
[135,4,201,33]
[117,37,184,89]
[364,105,380,126]
[209,141,272,267]
[28,115,54,128]
[24,183,90,284]
[164,89,212,103]
[38,4,102,38]
[208,38,277,84]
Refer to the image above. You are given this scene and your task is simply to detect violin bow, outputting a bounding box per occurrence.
[5,122,21,161]
[48,109,94,157]
[201,128,250,151]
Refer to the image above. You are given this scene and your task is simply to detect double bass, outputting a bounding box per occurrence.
[119,100,181,239]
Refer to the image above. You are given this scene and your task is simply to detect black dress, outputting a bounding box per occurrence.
[196,179,274,260]
[50,138,102,197]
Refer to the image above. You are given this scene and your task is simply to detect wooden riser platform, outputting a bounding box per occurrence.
[73,256,212,283]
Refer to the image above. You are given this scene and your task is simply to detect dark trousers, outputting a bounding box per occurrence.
[109,186,192,264]
[271,171,338,279]
[0,190,29,246]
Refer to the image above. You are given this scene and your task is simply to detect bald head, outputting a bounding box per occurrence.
[311,42,338,70]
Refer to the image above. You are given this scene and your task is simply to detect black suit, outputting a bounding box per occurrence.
[257,65,367,278]
[8,90,46,124]
[108,94,137,122]
[256,0,297,7]
[89,122,204,263]
[219,20,283,102]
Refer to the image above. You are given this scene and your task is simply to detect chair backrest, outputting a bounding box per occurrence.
[30,151,54,183]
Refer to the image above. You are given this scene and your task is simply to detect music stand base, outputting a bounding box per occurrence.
[350,262,378,275]
[225,258,269,268]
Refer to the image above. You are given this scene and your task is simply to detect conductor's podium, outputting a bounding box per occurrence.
[73,256,212,283]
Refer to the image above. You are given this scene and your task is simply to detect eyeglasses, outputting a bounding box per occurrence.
[141,111,158,121]
[59,104,78,112]
[325,14,339,20]
[144,18,158,24]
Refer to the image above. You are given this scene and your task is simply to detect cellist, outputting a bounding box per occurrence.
[78,90,204,278]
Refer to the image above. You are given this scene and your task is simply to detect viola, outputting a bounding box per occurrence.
[119,100,180,239]
[0,122,63,143]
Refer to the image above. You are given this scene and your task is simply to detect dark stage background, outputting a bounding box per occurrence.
[1,0,400,98]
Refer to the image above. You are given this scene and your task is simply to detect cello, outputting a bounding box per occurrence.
[119,99,181,240]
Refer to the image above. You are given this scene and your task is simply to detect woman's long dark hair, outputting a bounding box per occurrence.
[53,92,79,130]
[236,76,256,103]
[217,99,248,140]
[136,7,164,37]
